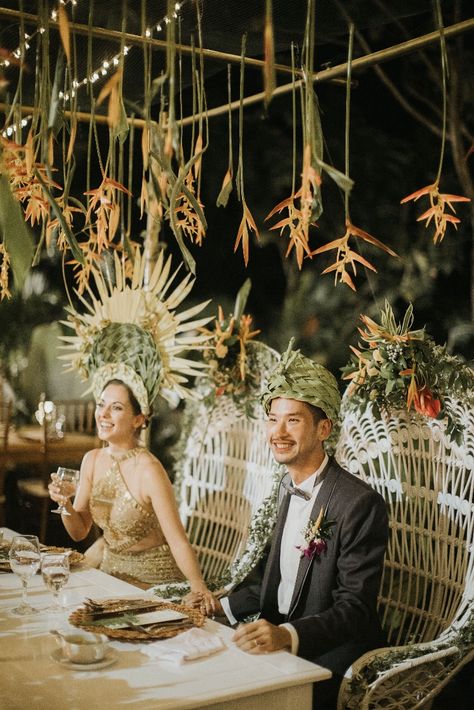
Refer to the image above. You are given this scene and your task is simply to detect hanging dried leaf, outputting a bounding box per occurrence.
[58,5,71,65]
[95,71,126,131]
[66,116,77,163]
[193,133,203,180]
[0,242,11,300]
[25,129,34,175]
[216,169,233,208]
[141,126,150,171]
[263,0,276,107]
[48,132,55,166]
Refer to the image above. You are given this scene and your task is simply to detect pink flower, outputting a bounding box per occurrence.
[300,538,327,559]
[296,507,335,559]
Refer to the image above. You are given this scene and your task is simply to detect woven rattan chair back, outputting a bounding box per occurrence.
[336,397,474,649]
[173,343,279,584]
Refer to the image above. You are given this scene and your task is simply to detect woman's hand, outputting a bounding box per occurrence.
[48,473,75,510]
[183,588,222,617]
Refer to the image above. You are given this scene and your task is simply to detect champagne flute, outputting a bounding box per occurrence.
[9,535,41,615]
[41,552,70,612]
[51,467,80,515]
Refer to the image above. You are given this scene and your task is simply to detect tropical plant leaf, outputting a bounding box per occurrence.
[33,168,85,265]
[233,278,251,320]
[216,169,233,208]
[0,175,34,291]
[314,157,354,194]
[48,50,65,136]
[112,94,130,144]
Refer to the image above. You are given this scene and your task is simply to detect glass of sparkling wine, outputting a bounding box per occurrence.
[51,467,80,516]
[41,552,70,612]
[9,535,41,615]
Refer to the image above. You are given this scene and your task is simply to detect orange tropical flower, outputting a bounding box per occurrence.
[401,182,470,244]
[265,144,320,269]
[84,176,131,252]
[235,201,259,266]
[413,387,442,418]
[174,172,206,246]
[311,219,397,291]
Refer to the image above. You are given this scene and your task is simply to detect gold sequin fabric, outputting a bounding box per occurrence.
[101,544,184,584]
[89,447,183,584]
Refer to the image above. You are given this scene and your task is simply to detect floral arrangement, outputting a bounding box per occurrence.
[297,506,335,560]
[199,279,271,414]
[341,301,474,443]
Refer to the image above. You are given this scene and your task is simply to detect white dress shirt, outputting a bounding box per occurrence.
[222,454,328,655]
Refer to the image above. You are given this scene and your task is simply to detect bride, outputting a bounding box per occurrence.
[49,378,214,605]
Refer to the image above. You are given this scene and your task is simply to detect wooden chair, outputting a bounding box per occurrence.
[16,398,97,543]
[0,399,13,525]
[335,395,474,709]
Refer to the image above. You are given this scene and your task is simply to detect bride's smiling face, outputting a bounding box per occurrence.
[95,382,144,444]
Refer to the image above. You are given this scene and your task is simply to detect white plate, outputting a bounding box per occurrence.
[50,648,117,671]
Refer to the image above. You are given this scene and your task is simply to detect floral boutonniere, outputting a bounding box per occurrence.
[296,506,336,560]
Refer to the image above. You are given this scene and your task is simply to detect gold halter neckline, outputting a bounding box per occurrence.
[109,446,143,463]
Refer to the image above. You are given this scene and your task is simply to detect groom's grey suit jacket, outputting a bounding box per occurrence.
[228,457,389,675]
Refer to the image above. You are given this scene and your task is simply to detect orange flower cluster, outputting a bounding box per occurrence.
[311,220,397,291]
[202,305,261,396]
[401,182,470,244]
[265,144,320,269]
[1,135,60,227]
[342,303,452,422]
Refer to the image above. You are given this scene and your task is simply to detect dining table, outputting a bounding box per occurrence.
[0,528,331,710]
[0,427,99,525]
[0,425,99,469]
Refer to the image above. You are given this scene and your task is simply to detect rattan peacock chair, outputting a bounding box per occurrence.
[335,395,474,709]
[151,340,281,600]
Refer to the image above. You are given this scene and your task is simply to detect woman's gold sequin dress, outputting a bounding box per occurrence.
[89,448,184,584]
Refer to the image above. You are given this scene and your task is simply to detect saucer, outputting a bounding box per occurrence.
[50,648,117,671]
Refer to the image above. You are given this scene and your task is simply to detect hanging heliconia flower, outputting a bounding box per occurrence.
[400,182,470,244]
[401,1,471,243]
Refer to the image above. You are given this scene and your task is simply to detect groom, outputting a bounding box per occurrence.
[198,343,389,708]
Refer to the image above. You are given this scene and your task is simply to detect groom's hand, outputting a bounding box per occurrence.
[233,619,291,653]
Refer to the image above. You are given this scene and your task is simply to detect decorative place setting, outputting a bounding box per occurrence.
[68,597,205,641]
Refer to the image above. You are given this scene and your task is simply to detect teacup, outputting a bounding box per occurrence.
[55,630,109,664]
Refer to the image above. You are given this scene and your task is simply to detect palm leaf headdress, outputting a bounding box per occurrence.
[59,249,212,415]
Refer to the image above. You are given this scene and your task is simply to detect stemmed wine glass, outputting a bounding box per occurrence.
[41,552,70,612]
[9,535,41,615]
[50,467,80,515]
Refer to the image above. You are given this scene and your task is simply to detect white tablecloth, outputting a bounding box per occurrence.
[0,532,330,710]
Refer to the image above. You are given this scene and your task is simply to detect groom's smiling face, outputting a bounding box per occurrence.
[266,397,331,478]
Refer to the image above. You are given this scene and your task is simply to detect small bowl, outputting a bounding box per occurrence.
[57,630,109,665]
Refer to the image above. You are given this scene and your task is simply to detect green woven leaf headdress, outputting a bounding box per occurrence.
[59,249,212,415]
[261,339,341,425]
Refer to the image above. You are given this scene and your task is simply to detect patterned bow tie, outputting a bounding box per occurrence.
[281,480,312,501]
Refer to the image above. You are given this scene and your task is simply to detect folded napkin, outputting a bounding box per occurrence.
[140,628,226,664]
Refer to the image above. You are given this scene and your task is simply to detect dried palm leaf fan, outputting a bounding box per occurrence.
[59,247,212,414]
